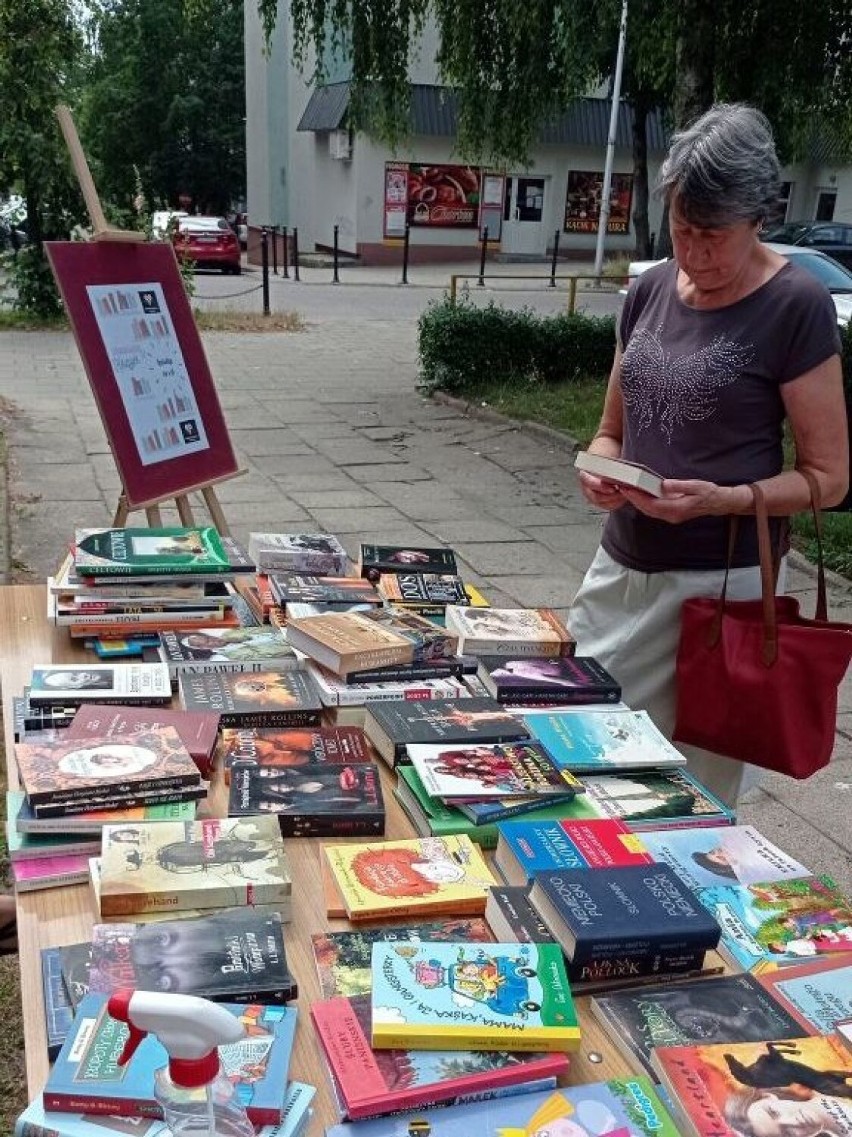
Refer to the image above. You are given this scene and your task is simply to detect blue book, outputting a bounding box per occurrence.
[40,947,74,1061]
[521,708,686,773]
[326,1079,682,1137]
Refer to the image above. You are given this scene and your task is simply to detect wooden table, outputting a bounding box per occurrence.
[0,584,637,1132]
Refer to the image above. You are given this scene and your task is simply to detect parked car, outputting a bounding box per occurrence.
[761,221,852,271]
[171,216,242,274]
[151,210,188,240]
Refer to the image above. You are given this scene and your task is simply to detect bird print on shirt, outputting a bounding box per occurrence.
[622,324,755,441]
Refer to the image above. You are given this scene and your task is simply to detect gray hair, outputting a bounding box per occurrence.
[657,103,781,228]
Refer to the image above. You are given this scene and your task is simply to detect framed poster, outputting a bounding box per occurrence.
[383,162,409,237]
[564,171,633,234]
[383,162,483,234]
[47,240,239,509]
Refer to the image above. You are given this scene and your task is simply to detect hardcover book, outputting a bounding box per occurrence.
[494,817,654,887]
[369,940,579,1052]
[755,958,852,1033]
[43,992,298,1126]
[65,703,220,778]
[41,947,74,1061]
[178,668,322,728]
[28,663,172,708]
[284,612,415,677]
[312,992,569,1119]
[358,544,458,580]
[405,740,581,800]
[218,724,373,777]
[477,655,622,705]
[325,1080,681,1137]
[443,607,574,658]
[86,908,297,1003]
[307,663,467,708]
[377,573,469,607]
[311,919,494,999]
[590,973,804,1077]
[74,526,233,576]
[323,834,497,922]
[157,626,299,678]
[363,697,530,768]
[520,708,686,773]
[98,816,292,918]
[484,887,557,945]
[268,575,380,607]
[227,762,386,838]
[247,532,349,575]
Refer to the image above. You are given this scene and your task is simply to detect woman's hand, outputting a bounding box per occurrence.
[578,471,627,512]
[619,479,744,523]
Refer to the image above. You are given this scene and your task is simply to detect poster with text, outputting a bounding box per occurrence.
[385,163,482,229]
[564,171,633,234]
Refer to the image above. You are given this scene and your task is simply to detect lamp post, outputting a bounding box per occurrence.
[593,0,629,279]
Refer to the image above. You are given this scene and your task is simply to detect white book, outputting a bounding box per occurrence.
[306,662,467,707]
[573,451,664,496]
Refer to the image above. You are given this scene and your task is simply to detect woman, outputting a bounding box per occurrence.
[569,103,848,806]
[726,1087,849,1136]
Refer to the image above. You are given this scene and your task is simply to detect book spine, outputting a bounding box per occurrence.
[13,867,91,891]
[348,898,486,922]
[98,879,286,918]
[28,694,172,709]
[345,661,471,684]
[33,786,206,819]
[41,1093,160,1119]
[59,607,225,625]
[217,710,322,729]
[458,796,578,825]
[28,773,201,809]
[496,688,621,705]
[348,1073,561,1121]
[568,945,708,984]
[274,814,385,839]
[370,1027,575,1053]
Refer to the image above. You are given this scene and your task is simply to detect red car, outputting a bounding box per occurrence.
[171,216,242,274]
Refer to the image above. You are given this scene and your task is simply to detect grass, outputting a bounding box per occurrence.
[0,734,24,1136]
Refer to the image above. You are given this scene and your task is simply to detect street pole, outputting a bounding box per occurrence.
[593,0,628,279]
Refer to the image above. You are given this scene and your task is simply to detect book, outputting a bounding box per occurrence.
[227,762,386,838]
[394,765,499,847]
[652,1034,852,1137]
[363,697,530,768]
[178,668,322,728]
[217,724,373,778]
[358,544,458,580]
[311,919,495,999]
[520,708,686,773]
[30,783,207,822]
[5,792,101,861]
[484,887,557,944]
[14,727,202,809]
[755,958,852,1033]
[477,655,622,705]
[86,908,297,1003]
[590,973,805,1078]
[528,863,721,980]
[43,992,297,1126]
[312,992,569,1119]
[15,795,198,836]
[638,824,813,890]
[405,740,581,801]
[573,450,664,495]
[247,532,349,575]
[344,656,478,685]
[494,817,654,887]
[323,834,497,922]
[59,942,93,1007]
[568,768,736,829]
[157,626,300,678]
[98,816,292,918]
[41,947,75,1061]
[370,940,580,1052]
[307,662,467,708]
[443,607,574,658]
[348,607,460,661]
[12,697,76,740]
[65,703,220,779]
[28,663,172,708]
[74,526,233,576]
[284,612,416,677]
[12,853,91,891]
[377,573,469,608]
[325,1079,682,1137]
[269,574,380,607]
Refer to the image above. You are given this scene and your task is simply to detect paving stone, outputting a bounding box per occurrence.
[422,519,528,544]
[455,542,567,576]
[306,506,411,533]
[479,572,586,608]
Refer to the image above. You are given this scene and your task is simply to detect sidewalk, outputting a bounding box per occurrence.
[0,299,850,892]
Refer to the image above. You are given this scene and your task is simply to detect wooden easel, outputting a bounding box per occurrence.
[55,104,245,535]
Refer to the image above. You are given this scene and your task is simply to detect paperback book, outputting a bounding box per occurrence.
[405,740,580,801]
[28,783,206,822]
[575,769,736,829]
[11,853,91,891]
[520,708,686,773]
[41,947,74,1060]
[247,532,349,575]
[59,942,94,1007]
[5,792,101,861]
[157,626,299,678]
[358,544,458,580]
[28,663,172,708]
[573,451,664,495]
[74,526,234,577]
[65,703,220,778]
[755,958,852,1033]
[285,612,417,677]
[393,765,499,847]
[268,575,380,607]
[178,668,322,728]
[350,607,460,661]
[370,940,580,1052]
[307,663,467,708]
[15,795,198,836]
[477,655,621,705]
[444,607,574,658]
[218,724,373,777]
[363,697,530,768]
[312,992,569,1119]
[484,887,557,945]
[377,573,469,608]
[494,816,654,887]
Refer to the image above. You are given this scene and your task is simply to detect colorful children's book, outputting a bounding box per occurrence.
[323,834,497,922]
[43,992,297,1126]
[363,697,530,768]
[178,668,322,728]
[28,662,172,708]
[311,919,495,999]
[444,607,574,657]
[65,703,220,779]
[98,817,292,918]
[157,626,300,678]
[394,765,500,848]
[247,532,349,575]
[40,948,75,1061]
[217,724,373,778]
[521,708,686,772]
[590,973,805,1077]
[405,740,580,801]
[652,1034,852,1137]
[370,941,580,1052]
[494,817,654,886]
[357,544,458,580]
[477,655,622,705]
[74,527,233,577]
[313,992,569,1118]
[755,958,852,1033]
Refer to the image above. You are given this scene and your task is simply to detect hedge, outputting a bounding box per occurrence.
[417,296,616,394]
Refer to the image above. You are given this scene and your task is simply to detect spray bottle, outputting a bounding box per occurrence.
[108,988,255,1137]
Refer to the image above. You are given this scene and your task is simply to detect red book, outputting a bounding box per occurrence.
[66,703,220,778]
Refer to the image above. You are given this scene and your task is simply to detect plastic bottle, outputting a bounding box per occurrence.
[107,988,255,1137]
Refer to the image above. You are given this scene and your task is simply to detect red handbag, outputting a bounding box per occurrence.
[673,474,852,778]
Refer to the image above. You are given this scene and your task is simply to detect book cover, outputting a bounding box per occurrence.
[31,782,207,822]
[484,887,557,945]
[311,919,495,999]
[43,992,297,1126]
[326,1079,681,1137]
[358,544,458,580]
[247,532,349,575]
[28,663,172,708]
[494,817,654,887]
[323,834,497,922]
[369,941,579,1052]
[218,724,373,777]
[520,708,686,773]
[158,626,299,677]
[350,607,460,662]
[478,656,621,705]
[405,740,580,801]
[364,698,530,767]
[269,575,381,606]
[591,973,805,1078]
[178,668,322,728]
[15,795,198,836]
[452,787,588,827]
[639,826,813,891]
[345,656,477,685]
[41,948,75,1061]
[228,762,386,838]
[313,992,569,1119]
[5,792,101,861]
[284,612,415,677]
[12,853,91,891]
[575,769,736,829]
[15,727,201,808]
[86,908,297,1003]
[756,958,852,1033]
[74,527,232,576]
[443,608,574,658]
[65,704,220,779]
[378,574,469,607]
[394,766,499,848]
[307,663,467,708]
[98,817,292,917]
[59,942,93,1007]
[653,1034,852,1137]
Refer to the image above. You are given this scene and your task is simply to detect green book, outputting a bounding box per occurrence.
[395,765,499,848]
[75,527,230,576]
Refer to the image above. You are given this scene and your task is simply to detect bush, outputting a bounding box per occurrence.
[1,244,63,319]
[418,296,615,395]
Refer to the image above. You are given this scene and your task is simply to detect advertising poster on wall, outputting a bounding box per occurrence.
[384,163,483,234]
[384,162,409,237]
[564,171,633,234]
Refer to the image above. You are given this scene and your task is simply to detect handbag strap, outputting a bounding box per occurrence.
[751,482,778,666]
[797,468,828,621]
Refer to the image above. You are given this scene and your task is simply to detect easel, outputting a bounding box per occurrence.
[54,104,245,536]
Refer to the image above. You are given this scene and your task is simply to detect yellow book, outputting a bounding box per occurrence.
[322,833,497,922]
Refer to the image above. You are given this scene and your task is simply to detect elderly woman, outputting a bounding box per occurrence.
[569,103,849,807]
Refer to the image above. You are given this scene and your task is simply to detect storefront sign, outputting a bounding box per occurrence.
[383,163,482,235]
[564,171,633,234]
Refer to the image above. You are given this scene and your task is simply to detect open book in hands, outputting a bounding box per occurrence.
[574,451,664,497]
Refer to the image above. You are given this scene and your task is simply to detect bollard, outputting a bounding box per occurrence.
[260,229,270,316]
[478,226,489,287]
[281,227,289,279]
[270,226,278,275]
[292,227,300,281]
[401,223,411,285]
[567,277,577,315]
[549,230,560,287]
[332,224,340,284]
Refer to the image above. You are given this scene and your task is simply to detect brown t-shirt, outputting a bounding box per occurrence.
[602,259,842,571]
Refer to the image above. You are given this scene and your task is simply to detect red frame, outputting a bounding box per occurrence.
[47,241,238,508]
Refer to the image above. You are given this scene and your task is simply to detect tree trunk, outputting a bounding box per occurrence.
[674,0,716,129]
[631,94,651,258]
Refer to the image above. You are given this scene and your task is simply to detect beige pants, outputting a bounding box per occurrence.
[568,546,787,809]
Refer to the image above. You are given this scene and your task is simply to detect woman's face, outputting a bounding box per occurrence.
[670,197,761,295]
[745,1093,838,1137]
